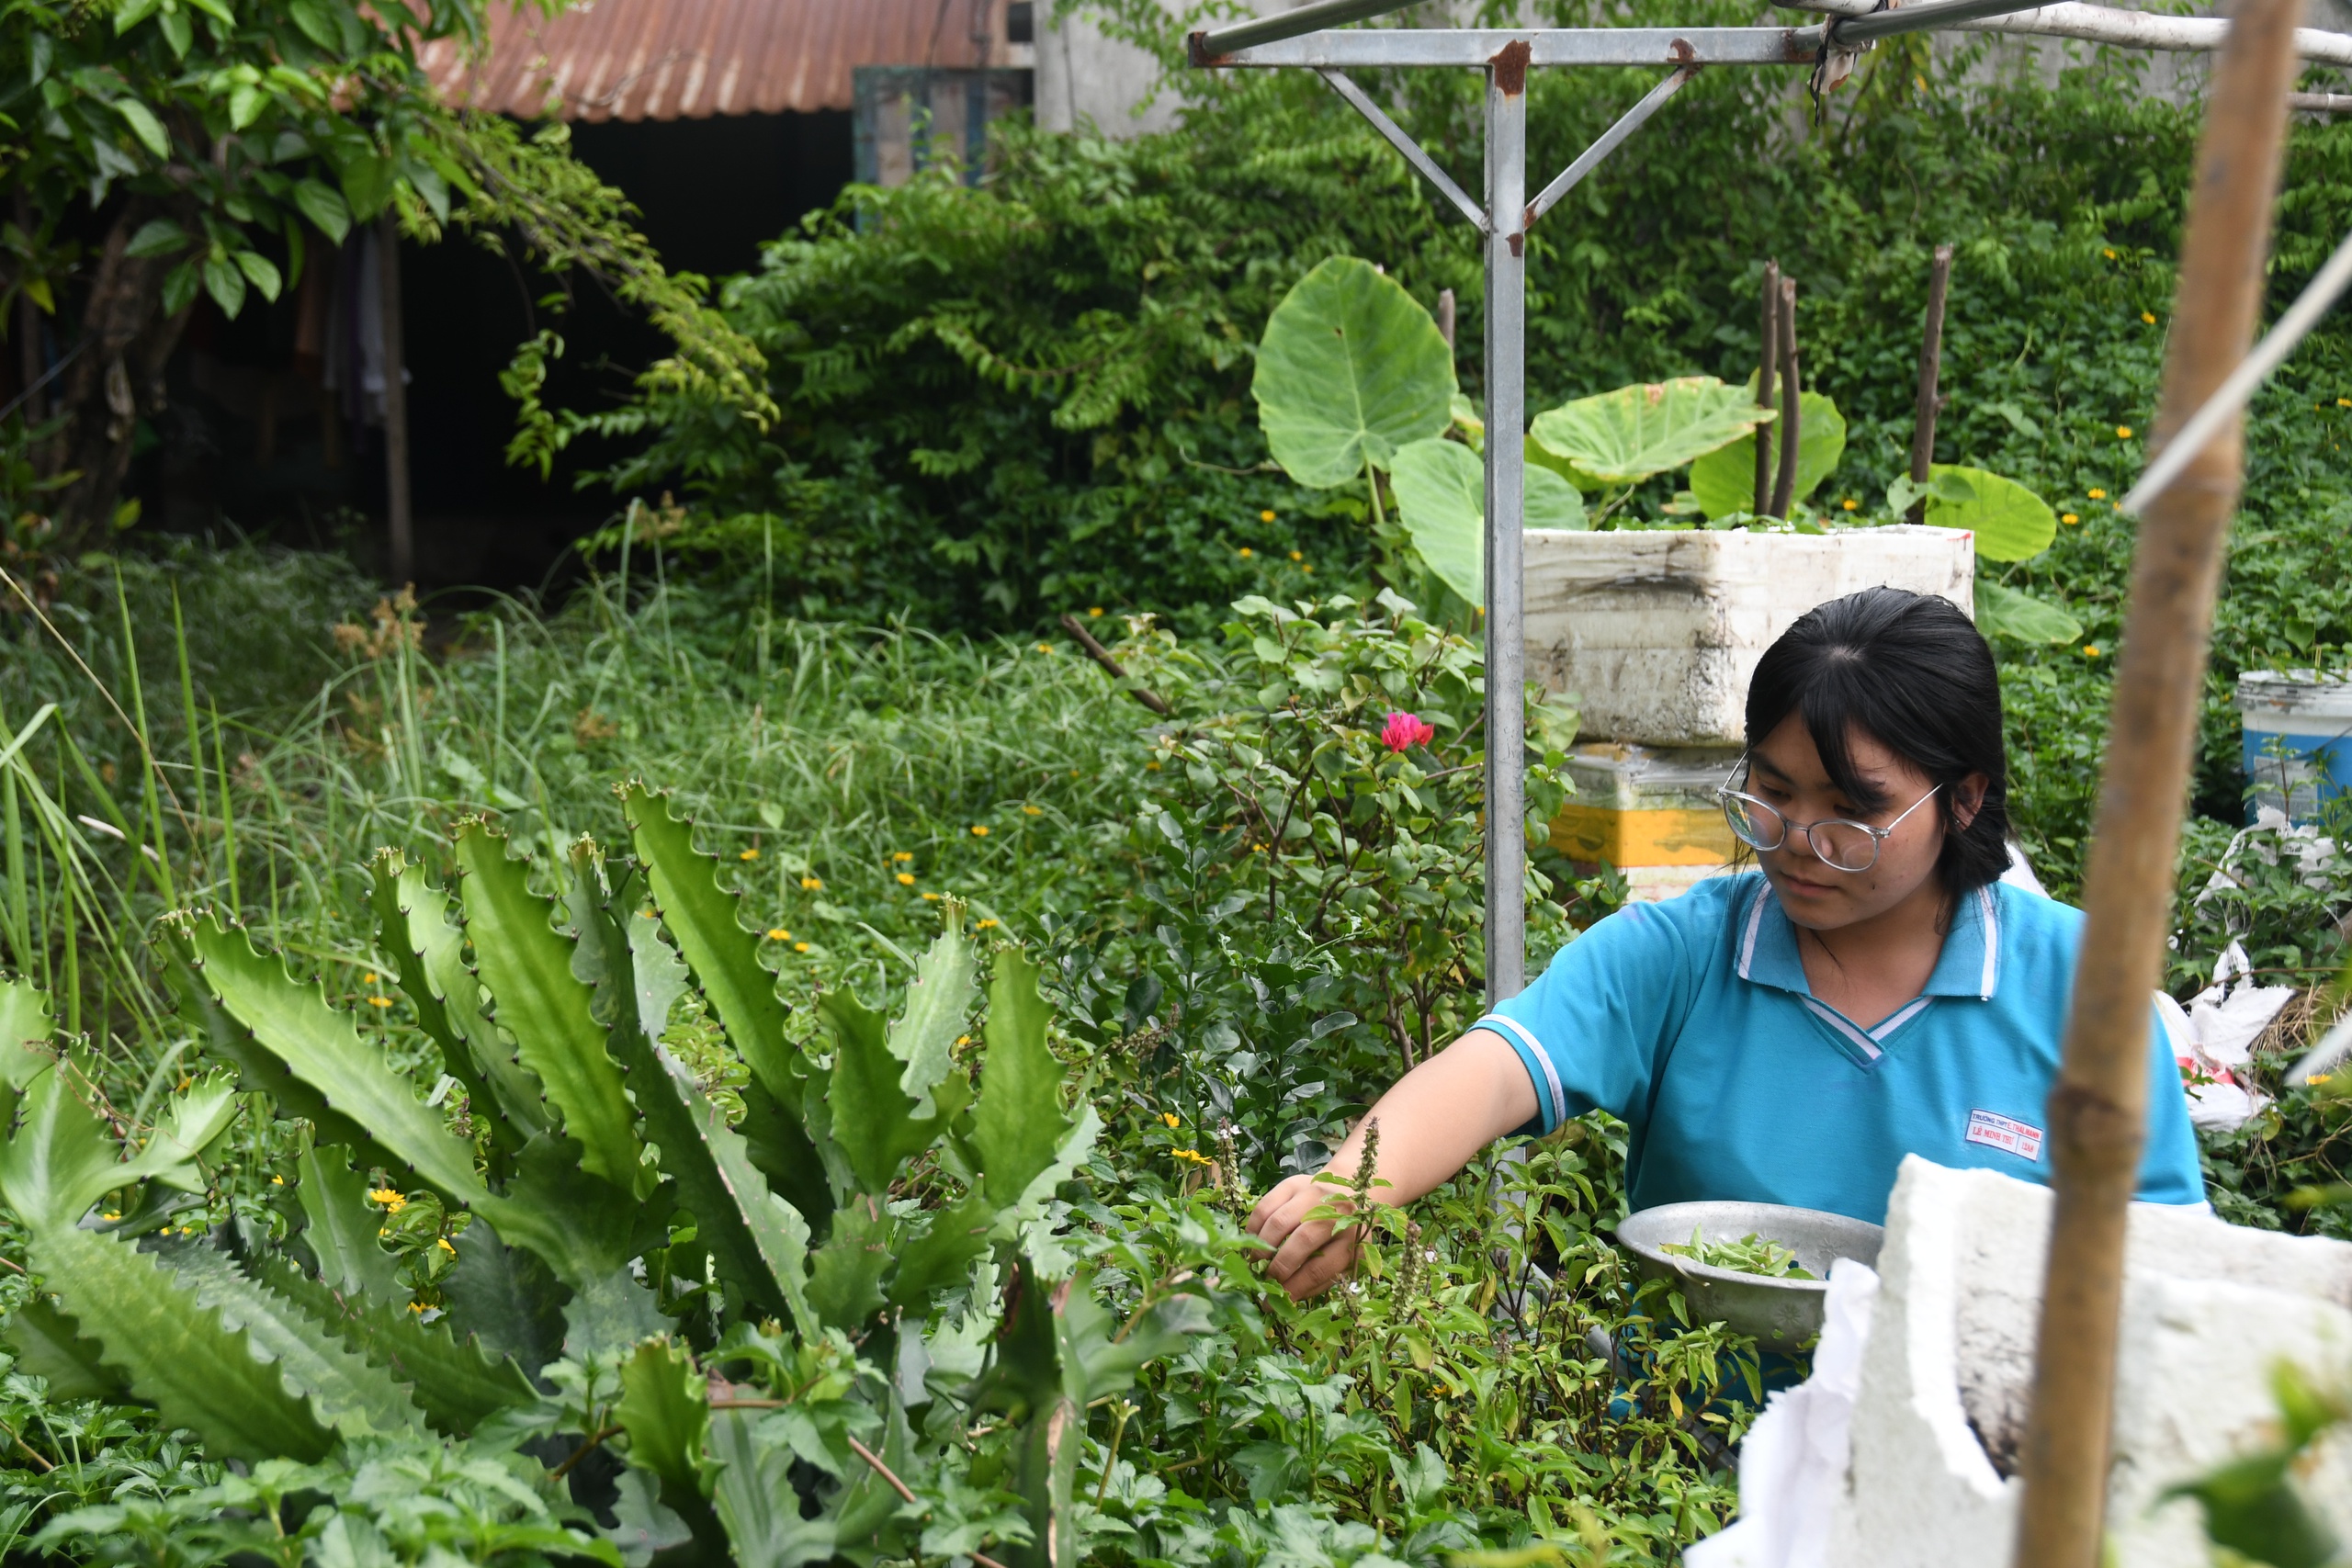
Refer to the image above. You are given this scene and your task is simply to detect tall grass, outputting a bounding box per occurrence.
[0,544,1159,1090]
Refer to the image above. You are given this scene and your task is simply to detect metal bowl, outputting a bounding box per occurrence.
[1615,1201,1885,1355]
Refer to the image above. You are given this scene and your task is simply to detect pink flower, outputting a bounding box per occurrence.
[1380,712,1435,753]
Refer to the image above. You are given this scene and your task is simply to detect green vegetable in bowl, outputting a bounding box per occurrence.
[1660,1226,1817,1280]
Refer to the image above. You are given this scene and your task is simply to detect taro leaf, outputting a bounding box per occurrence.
[252,1254,536,1438]
[889,914,977,1113]
[707,1407,838,1568]
[452,822,642,1195]
[1689,389,1846,518]
[369,850,542,1150]
[1388,437,1586,606]
[158,1238,426,1440]
[588,898,816,1335]
[1923,464,2058,561]
[442,1224,566,1378]
[1528,377,1774,487]
[972,950,1073,1211]
[821,989,964,1195]
[26,1225,335,1461]
[294,1139,403,1304]
[174,915,487,1203]
[1975,581,2083,645]
[1251,255,1456,489]
[616,1338,714,1540]
[807,1193,897,1334]
[5,1296,130,1403]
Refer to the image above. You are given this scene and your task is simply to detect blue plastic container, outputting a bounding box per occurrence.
[2237,671,2352,824]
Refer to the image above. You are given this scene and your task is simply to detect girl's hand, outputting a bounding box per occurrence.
[1246,1171,1360,1301]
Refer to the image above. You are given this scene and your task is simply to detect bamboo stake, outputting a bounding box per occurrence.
[1753,260,1780,516]
[1907,244,1953,523]
[1769,276,1801,519]
[2011,2,2303,1562]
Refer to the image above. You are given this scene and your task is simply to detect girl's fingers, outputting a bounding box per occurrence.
[1269,1211,1338,1283]
[1282,1233,1357,1300]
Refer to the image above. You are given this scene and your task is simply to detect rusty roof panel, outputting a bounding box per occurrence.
[421,0,1022,121]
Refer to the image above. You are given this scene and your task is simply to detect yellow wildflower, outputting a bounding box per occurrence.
[270,1175,285,1185]
[368,996,394,1008]
[1146,761,1161,772]
[362,972,378,984]
[893,851,913,862]
[2103,247,2116,259]
[436,1237,456,1255]
[1260,510,1276,523]
[1023,805,1043,816]
[801,875,823,890]
[2338,399,2351,410]
[741,849,760,861]
[976,918,999,930]
[368,1188,407,1212]
[1162,1112,1180,1128]
[922,892,942,901]
[1036,642,1053,653]
[1088,606,1104,617]
[2082,645,2101,659]
[1238,547,1254,558]
[409,1301,425,1314]
[768,928,789,941]
[1289,549,1304,561]
[2087,488,2107,499]
[1840,499,1859,511]
[970,825,989,837]
[1302,565,1314,575]
[794,942,810,953]
[898,873,916,886]
[2115,426,2133,439]
[2140,311,2155,325]
[2061,513,2079,525]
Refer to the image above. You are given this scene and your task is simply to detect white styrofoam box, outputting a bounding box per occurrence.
[1817,1158,2352,1568]
[1522,526,1977,747]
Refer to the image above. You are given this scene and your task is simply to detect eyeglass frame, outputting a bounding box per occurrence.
[1715,758,1945,874]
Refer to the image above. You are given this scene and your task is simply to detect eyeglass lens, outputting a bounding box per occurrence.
[1721,795,1882,873]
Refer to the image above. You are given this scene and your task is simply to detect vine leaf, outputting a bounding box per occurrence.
[452,821,643,1195]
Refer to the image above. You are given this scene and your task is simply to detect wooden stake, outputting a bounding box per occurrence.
[2011,2,2302,1563]
[1907,243,1953,523]
[377,211,414,588]
[1754,260,1780,516]
[1436,287,1456,351]
[1769,276,1801,520]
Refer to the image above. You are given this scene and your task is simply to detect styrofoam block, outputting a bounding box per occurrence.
[1522,526,1975,747]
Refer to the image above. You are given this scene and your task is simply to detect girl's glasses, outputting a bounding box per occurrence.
[1717,768,1944,874]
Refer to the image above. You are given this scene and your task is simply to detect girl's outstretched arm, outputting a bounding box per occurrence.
[1245,1029,1538,1300]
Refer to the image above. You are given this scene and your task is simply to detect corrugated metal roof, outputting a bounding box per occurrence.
[421,0,1024,122]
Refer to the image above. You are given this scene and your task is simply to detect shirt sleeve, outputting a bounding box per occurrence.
[2134,1000,2210,1206]
[1464,898,1697,1134]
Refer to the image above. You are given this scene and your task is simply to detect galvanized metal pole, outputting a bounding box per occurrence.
[1483,42,1530,1007]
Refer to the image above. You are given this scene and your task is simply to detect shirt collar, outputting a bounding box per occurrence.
[1734,876,2002,1001]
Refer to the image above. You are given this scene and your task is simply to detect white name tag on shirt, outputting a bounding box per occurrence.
[1966,1108,2044,1162]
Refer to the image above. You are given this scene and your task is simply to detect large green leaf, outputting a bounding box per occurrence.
[471,1134,665,1354]
[821,989,963,1196]
[294,1139,404,1304]
[967,1264,1080,1568]
[616,1338,709,1504]
[174,915,487,1204]
[369,850,545,1148]
[1529,377,1774,487]
[971,950,1070,1211]
[0,977,51,1084]
[1920,464,2058,561]
[452,822,641,1195]
[1252,255,1455,489]
[1689,389,1847,518]
[4,1297,130,1403]
[617,784,797,1094]
[27,1226,336,1461]
[586,898,815,1335]
[708,1408,837,1568]
[159,1239,426,1440]
[441,1225,566,1378]
[890,915,977,1112]
[0,1060,130,1232]
[1975,581,2083,644]
[806,1192,897,1334]
[1388,437,1585,605]
[256,1254,536,1437]
[885,1193,995,1315]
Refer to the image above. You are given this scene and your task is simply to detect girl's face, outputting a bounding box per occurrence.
[1744,714,1984,931]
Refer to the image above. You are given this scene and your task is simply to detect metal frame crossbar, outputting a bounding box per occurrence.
[1192,18,1849,1006]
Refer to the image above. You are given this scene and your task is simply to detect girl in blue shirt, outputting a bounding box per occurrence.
[1249,587,2204,1300]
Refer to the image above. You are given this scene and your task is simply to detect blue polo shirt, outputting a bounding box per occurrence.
[1470,873,2204,1224]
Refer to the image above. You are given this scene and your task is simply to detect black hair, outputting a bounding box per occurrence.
[1744,585,2010,896]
